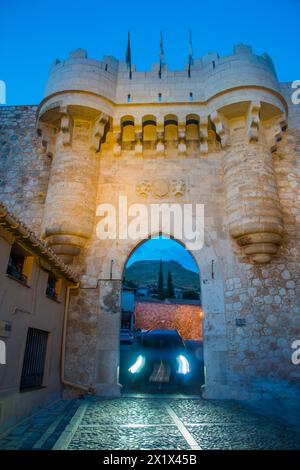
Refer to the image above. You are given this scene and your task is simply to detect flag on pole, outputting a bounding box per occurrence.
[188,29,193,78]
[159,31,164,79]
[126,31,132,80]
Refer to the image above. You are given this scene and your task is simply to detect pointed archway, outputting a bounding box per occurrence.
[93,230,229,399]
[119,235,203,393]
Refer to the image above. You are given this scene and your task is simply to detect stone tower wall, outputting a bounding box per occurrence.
[0,106,50,234]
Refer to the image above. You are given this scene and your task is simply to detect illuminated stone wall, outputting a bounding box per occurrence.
[0,44,300,403]
[0,105,50,233]
[134,301,203,341]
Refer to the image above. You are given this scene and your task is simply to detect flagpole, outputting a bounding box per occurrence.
[126,31,132,80]
[188,28,193,78]
[159,31,164,79]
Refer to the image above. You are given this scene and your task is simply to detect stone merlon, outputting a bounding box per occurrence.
[40,44,282,107]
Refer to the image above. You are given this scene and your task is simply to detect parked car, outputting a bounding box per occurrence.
[120,328,134,344]
[128,329,191,387]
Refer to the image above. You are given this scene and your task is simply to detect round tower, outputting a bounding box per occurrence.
[37,49,117,263]
[223,128,284,263]
[211,99,286,263]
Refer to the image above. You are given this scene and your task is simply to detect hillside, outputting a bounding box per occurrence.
[124,260,200,291]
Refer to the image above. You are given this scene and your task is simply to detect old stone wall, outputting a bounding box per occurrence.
[65,146,229,393]
[65,287,99,387]
[0,106,50,234]
[220,87,300,401]
[134,300,203,340]
[66,103,300,400]
[223,130,300,400]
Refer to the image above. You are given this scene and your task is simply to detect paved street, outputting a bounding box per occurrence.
[1,396,300,450]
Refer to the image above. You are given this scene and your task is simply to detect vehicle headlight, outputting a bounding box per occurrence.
[177,355,190,374]
[128,355,145,374]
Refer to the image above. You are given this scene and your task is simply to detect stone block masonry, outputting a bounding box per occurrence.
[0,105,50,234]
[134,300,203,340]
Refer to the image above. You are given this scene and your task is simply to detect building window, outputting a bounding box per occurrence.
[20,328,49,390]
[189,92,193,102]
[105,64,108,71]
[127,94,131,103]
[46,273,61,301]
[158,93,162,102]
[6,244,33,285]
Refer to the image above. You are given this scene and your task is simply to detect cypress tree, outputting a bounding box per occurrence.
[167,268,175,299]
[158,260,165,300]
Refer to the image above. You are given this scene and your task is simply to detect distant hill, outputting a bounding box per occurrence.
[124,260,200,291]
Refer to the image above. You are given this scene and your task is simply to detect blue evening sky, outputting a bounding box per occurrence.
[126,237,199,273]
[0,0,299,105]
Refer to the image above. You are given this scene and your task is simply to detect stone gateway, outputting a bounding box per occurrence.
[0,43,300,404]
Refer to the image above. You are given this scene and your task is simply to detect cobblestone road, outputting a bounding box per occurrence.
[1,396,300,450]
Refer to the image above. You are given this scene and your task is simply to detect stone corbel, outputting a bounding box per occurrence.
[264,116,288,152]
[246,101,261,142]
[210,111,229,148]
[113,124,122,156]
[36,122,56,158]
[134,119,143,156]
[199,116,209,154]
[178,122,186,155]
[156,119,165,155]
[60,106,73,146]
[91,113,109,152]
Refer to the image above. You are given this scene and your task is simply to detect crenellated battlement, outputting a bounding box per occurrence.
[44,44,280,106]
[37,42,289,266]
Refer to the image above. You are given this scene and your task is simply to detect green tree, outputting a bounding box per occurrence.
[158,260,165,300]
[166,268,175,299]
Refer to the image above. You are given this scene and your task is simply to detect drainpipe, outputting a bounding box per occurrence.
[61,282,90,393]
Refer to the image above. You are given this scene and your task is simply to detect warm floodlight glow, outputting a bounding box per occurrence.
[128,355,145,374]
[177,355,190,374]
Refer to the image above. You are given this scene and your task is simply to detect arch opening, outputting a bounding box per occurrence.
[121,115,135,150]
[142,115,157,150]
[164,114,178,149]
[119,235,204,395]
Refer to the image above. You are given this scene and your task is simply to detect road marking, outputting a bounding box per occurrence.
[52,401,88,450]
[165,405,202,450]
[71,423,177,428]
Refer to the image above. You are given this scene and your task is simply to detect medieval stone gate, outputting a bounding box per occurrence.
[2,44,299,401]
